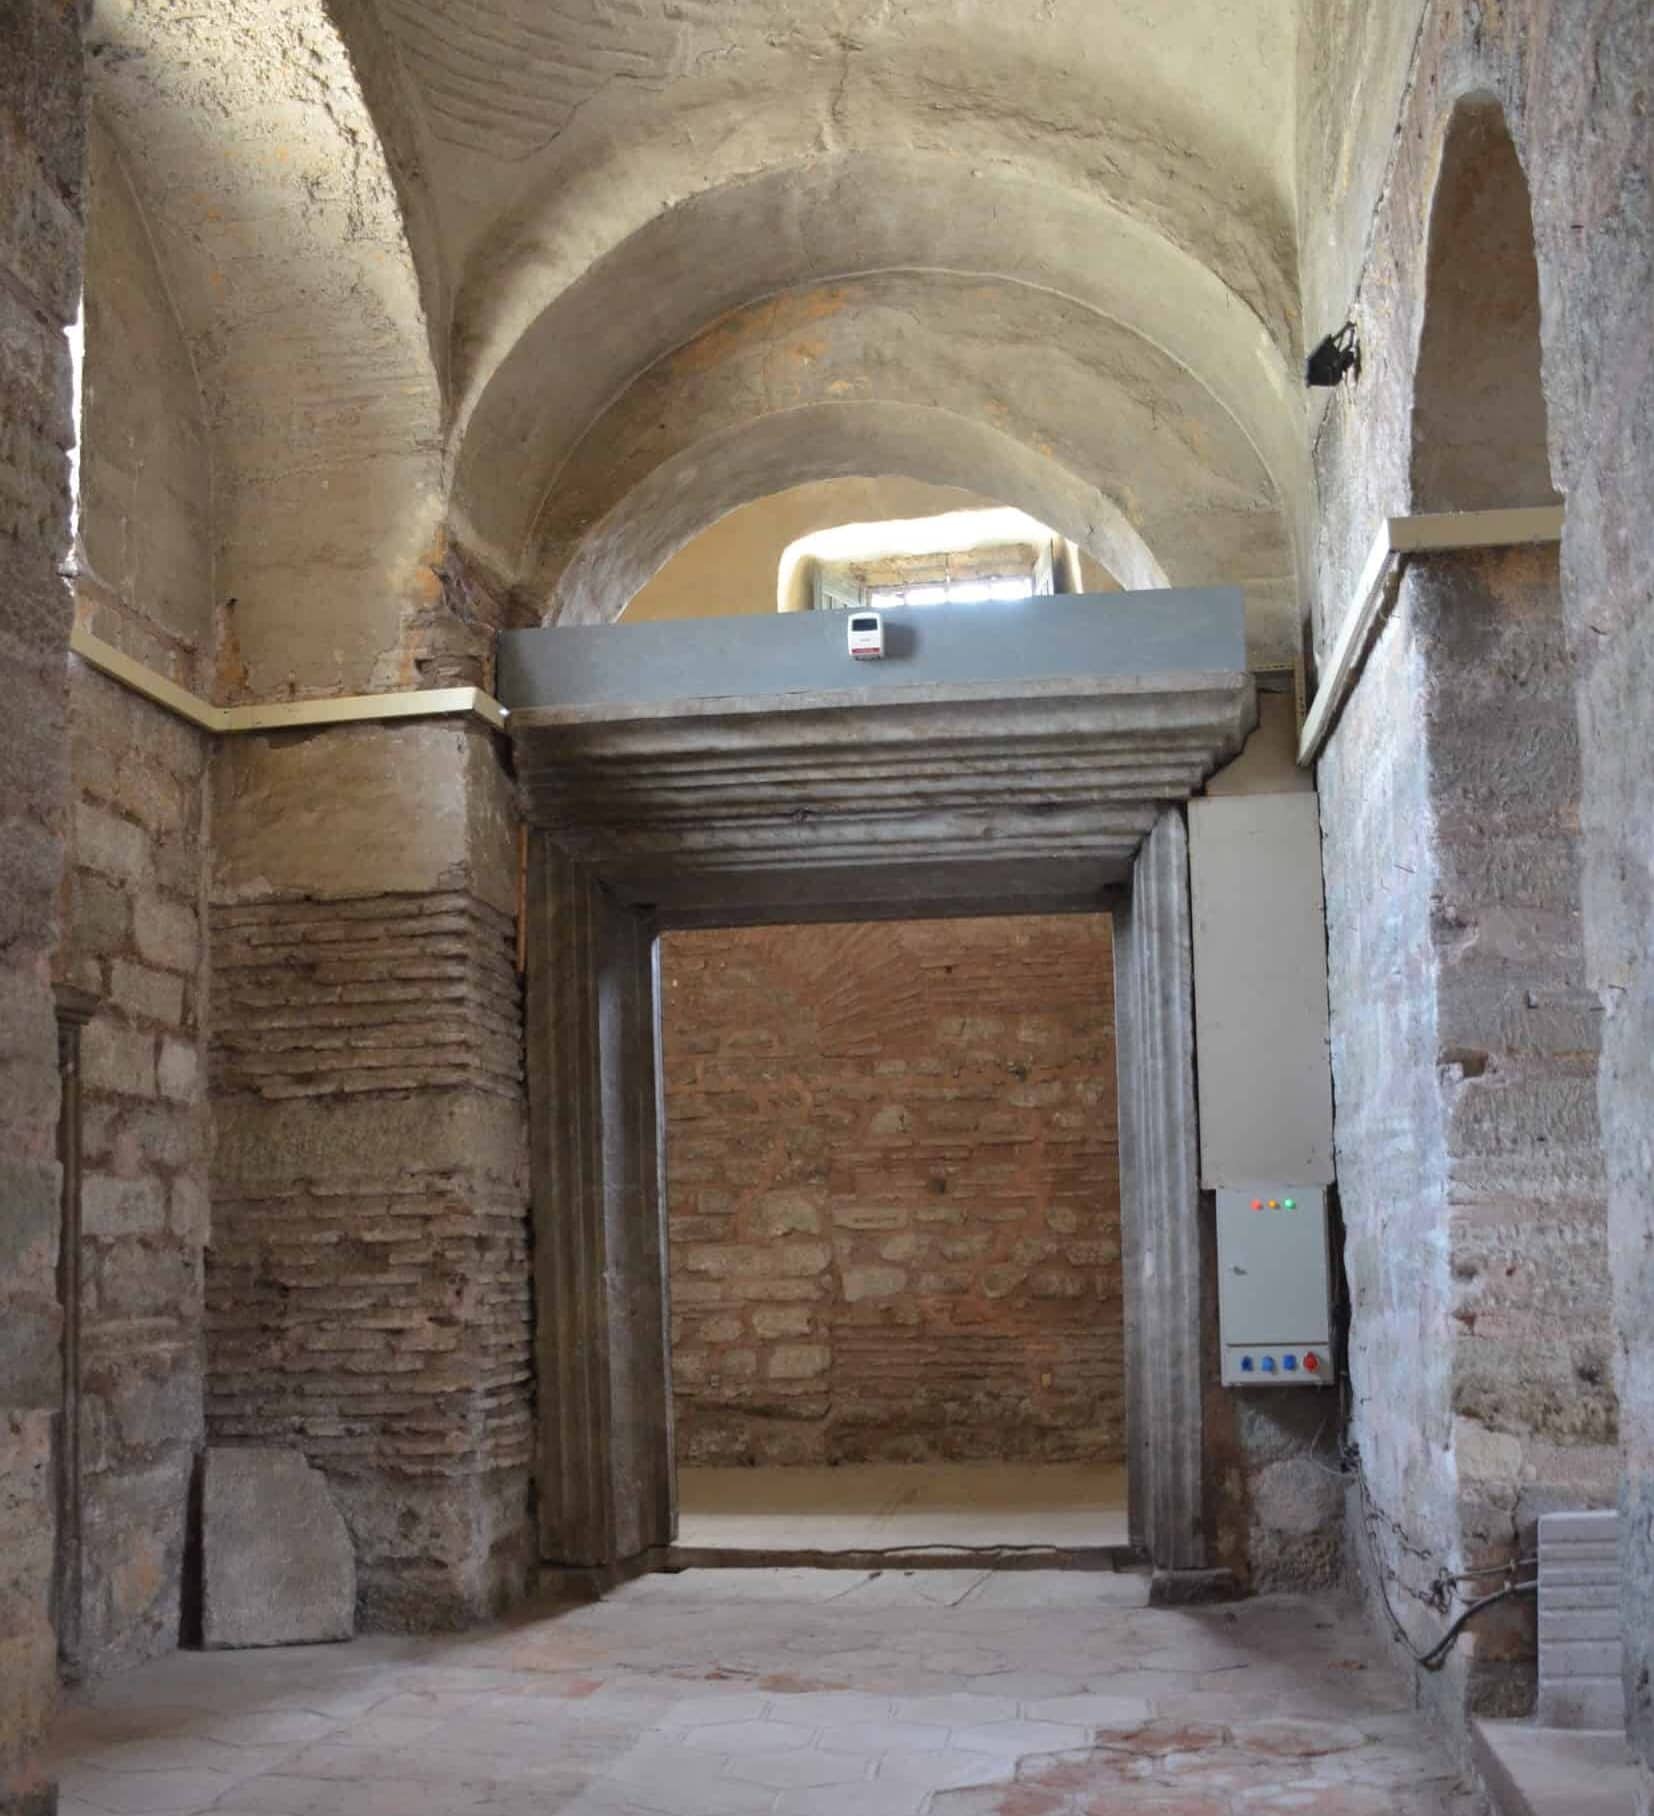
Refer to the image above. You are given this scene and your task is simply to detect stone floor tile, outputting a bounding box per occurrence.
[759,1691,896,1728]
[810,1717,950,1755]
[58,1764,235,1815]
[947,1718,1091,1756]
[658,1694,775,1729]
[1024,1692,1156,1728]
[774,1780,930,1816]
[1232,1783,1396,1814]
[1090,1718,1230,1759]
[598,1754,777,1816]
[724,1746,869,1788]
[1229,1716,1368,1757]
[47,1574,1483,1816]
[894,1692,1022,1727]
[680,1716,815,1752]
[968,1671,1088,1700]
[1080,1792,1231,1815]
[871,1745,1007,1791]
[928,1785,1067,1815]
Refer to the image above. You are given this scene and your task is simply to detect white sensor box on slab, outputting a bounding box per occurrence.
[1216,1185,1336,1386]
[847,611,885,659]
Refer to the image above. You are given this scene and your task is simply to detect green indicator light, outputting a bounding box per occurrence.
[1283,1198,1297,1209]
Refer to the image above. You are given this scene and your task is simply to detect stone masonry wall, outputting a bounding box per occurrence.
[1320,548,1613,1725]
[0,3,83,1809]
[207,723,535,1628]
[59,668,209,1676]
[662,915,1124,1468]
[48,98,219,1682]
[1301,0,1644,1755]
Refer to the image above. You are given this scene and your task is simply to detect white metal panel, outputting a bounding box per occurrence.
[1188,793,1335,1188]
[1216,1185,1335,1387]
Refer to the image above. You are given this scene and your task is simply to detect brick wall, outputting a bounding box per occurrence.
[206,724,534,1627]
[662,915,1123,1467]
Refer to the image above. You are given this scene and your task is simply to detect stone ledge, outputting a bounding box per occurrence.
[1472,1719,1638,1816]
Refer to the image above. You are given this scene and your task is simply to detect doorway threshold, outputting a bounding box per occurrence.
[662,1541,1142,1572]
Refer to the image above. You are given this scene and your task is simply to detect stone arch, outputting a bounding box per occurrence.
[518,274,1293,651]
[448,153,1309,604]
[85,0,444,701]
[1411,95,1561,512]
[542,402,1171,629]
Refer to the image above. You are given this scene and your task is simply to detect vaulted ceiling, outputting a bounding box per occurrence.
[85,0,1308,696]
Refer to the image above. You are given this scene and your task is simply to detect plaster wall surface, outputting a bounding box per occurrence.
[77,117,211,684]
[622,478,999,622]
[661,916,1124,1469]
[528,272,1296,658]
[75,0,1311,689]
[1300,0,1648,1766]
[85,0,444,701]
[205,723,534,1628]
[0,3,83,1808]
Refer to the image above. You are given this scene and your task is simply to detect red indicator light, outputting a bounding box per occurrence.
[1304,1353,1320,1372]
[1251,1199,1263,1210]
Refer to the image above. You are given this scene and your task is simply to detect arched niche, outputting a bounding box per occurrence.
[1388,93,1616,1716]
[1411,96,1561,512]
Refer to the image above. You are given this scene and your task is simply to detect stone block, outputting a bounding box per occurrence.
[80,1173,165,1238]
[156,1037,198,1103]
[751,1307,813,1340]
[1251,1456,1345,1539]
[843,1265,906,1302]
[81,1020,155,1099]
[0,1304,58,1411]
[1537,1508,1624,1730]
[133,896,198,973]
[74,802,147,883]
[202,1448,355,1648]
[71,871,128,953]
[755,1191,821,1236]
[108,961,184,1028]
[767,1344,830,1380]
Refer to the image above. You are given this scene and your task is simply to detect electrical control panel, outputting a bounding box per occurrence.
[1216,1185,1335,1387]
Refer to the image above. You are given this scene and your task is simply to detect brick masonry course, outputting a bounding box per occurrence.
[206,889,534,1627]
[661,915,1124,1468]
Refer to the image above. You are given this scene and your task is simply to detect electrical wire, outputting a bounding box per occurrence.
[1353,1451,1537,1670]
[1414,1581,1538,1671]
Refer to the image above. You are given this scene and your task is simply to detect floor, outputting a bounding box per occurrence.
[49,1567,1487,1816]
[674,1463,1132,1557]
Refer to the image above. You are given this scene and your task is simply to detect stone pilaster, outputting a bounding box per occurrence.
[527,840,672,1569]
[1114,808,1205,1579]
[206,721,534,1626]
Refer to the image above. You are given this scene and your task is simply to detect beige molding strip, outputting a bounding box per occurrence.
[69,625,507,735]
[1297,505,1565,768]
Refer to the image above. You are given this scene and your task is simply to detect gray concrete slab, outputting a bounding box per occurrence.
[498,589,1247,710]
